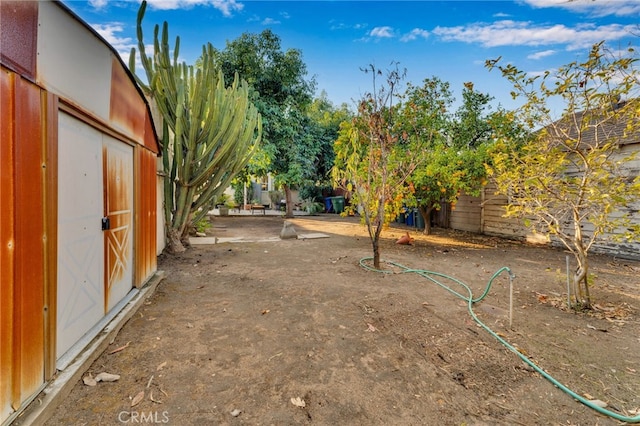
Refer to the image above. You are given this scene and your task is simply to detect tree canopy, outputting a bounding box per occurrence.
[214,30,319,216]
[486,41,640,308]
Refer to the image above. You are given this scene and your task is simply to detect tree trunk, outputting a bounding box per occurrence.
[165,228,186,254]
[283,184,294,218]
[372,235,380,269]
[419,204,434,235]
[573,217,592,308]
[574,253,591,309]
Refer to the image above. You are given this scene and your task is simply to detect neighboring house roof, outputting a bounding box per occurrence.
[543,99,639,150]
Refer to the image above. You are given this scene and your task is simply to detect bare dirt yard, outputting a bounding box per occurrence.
[43,214,639,425]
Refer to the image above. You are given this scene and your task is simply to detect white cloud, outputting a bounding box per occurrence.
[330,21,368,31]
[146,0,244,17]
[91,23,134,53]
[88,0,108,9]
[262,17,281,25]
[432,20,636,50]
[369,26,394,38]
[400,28,429,42]
[522,0,640,17]
[527,49,556,60]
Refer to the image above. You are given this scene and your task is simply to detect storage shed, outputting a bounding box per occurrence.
[1,1,161,423]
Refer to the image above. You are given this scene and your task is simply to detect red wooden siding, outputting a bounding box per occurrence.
[0,69,17,421]
[135,148,158,287]
[0,69,47,417]
[109,57,147,146]
[43,91,59,379]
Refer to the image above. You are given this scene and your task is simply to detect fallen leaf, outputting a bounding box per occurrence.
[156,362,167,371]
[149,391,162,404]
[290,397,306,408]
[536,293,548,303]
[367,323,377,332]
[95,372,120,382]
[261,309,270,315]
[109,341,131,355]
[589,399,608,408]
[131,391,145,407]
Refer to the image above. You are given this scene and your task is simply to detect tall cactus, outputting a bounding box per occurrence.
[129,1,261,253]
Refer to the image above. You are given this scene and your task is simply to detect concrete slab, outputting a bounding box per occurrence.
[297,233,330,239]
[189,234,329,245]
[189,237,218,245]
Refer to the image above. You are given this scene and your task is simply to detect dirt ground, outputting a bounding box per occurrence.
[42,214,639,425]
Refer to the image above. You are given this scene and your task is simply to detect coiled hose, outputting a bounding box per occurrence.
[360,257,640,423]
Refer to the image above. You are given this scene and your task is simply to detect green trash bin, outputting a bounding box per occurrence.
[415,208,425,230]
[332,196,345,214]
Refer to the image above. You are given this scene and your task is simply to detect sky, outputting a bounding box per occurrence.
[63,0,640,113]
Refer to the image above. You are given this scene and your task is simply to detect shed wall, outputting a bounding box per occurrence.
[36,1,111,122]
[1,1,161,423]
[0,68,49,423]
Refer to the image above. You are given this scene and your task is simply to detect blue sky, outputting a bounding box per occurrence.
[64,0,639,112]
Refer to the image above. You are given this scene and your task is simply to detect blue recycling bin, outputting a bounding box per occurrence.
[405,209,414,226]
[324,197,333,213]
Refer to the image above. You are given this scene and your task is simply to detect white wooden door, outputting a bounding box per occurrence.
[103,136,133,311]
[56,113,104,360]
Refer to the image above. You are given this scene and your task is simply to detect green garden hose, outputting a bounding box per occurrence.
[360,257,640,423]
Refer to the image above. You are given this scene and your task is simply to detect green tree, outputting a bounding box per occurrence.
[332,64,423,269]
[486,42,640,308]
[306,92,353,184]
[400,80,498,234]
[215,30,317,217]
[130,1,261,253]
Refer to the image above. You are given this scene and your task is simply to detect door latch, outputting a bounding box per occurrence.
[101,217,110,231]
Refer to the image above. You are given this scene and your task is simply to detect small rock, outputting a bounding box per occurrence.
[230,408,241,417]
[195,232,206,237]
[95,372,120,382]
[83,376,97,386]
[291,397,306,408]
[280,221,298,239]
[589,399,608,408]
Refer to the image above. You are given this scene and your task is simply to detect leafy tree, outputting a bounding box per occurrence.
[306,92,353,185]
[130,1,261,253]
[396,77,453,233]
[215,30,317,217]
[332,64,424,269]
[401,80,498,234]
[486,42,640,308]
